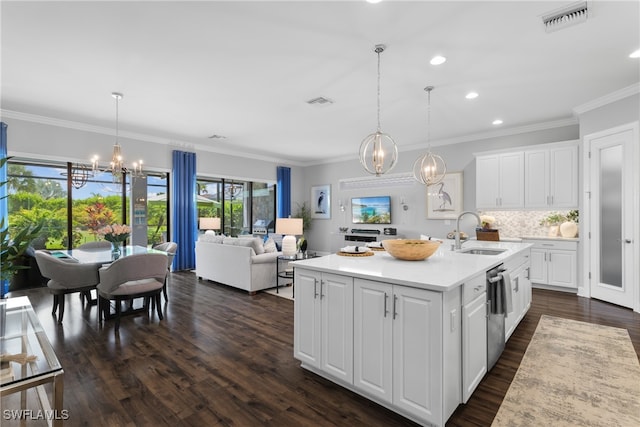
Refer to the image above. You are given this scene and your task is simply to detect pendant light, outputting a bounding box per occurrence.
[413,86,446,186]
[91,92,143,182]
[359,44,398,176]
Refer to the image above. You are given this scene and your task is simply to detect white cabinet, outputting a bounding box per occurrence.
[524,239,577,290]
[525,144,578,209]
[461,273,487,403]
[476,152,524,209]
[294,269,353,383]
[353,278,444,425]
[504,253,532,341]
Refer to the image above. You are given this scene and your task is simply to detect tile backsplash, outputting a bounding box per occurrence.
[478,210,576,238]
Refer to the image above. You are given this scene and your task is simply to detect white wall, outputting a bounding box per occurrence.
[301,125,579,253]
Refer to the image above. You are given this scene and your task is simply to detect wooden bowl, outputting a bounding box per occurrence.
[381,239,441,261]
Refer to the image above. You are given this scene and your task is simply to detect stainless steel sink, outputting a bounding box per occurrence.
[459,248,507,256]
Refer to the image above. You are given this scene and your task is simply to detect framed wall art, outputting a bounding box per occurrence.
[311,184,331,219]
[426,172,463,219]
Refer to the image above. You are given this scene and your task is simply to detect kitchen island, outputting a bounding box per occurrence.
[292,240,532,427]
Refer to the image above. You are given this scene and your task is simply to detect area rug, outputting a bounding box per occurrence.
[263,285,293,301]
[492,315,640,427]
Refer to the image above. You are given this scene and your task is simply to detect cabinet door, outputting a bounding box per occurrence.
[353,279,393,403]
[476,155,500,209]
[499,152,524,208]
[321,273,354,383]
[529,249,547,284]
[548,250,577,288]
[462,293,487,403]
[524,150,550,208]
[504,268,523,341]
[550,146,578,208]
[392,286,443,424]
[294,269,321,368]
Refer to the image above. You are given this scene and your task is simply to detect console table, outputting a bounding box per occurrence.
[1,296,64,426]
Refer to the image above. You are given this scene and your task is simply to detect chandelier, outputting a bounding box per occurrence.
[62,163,92,189]
[412,86,446,186]
[91,92,143,182]
[359,44,398,176]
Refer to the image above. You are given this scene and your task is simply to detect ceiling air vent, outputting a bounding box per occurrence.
[306,97,334,106]
[541,1,589,33]
[208,134,226,140]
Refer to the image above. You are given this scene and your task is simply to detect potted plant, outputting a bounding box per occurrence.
[560,210,579,238]
[540,212,566,237]
[1,157,44,297]
[294,202,312,256]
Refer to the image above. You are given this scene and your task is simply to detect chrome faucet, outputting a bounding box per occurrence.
[454,211,482,250]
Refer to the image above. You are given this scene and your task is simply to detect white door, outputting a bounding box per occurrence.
[587,124,638,309]
[392,286,442,425]
[293,269,321,367]
[353,279,393,403]
[321,273,353,383]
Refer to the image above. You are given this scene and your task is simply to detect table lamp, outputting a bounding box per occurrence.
[199,217,221,235]
[276,218,303,257]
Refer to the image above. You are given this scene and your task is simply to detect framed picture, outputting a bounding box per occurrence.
[311,184,331,219]
[426,172,463,219]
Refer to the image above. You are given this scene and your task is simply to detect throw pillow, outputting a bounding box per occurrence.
[263,238,277,253]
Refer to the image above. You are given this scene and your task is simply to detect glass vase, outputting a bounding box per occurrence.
[111,242,122,259]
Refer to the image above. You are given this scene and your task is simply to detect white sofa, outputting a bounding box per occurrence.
[195,236,281,294]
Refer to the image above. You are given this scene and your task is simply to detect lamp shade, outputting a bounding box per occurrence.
[276,218,303,257]
[199,217,221,230]
[275,218,303,236]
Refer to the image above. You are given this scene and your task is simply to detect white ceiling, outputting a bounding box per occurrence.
[1,1,638,165]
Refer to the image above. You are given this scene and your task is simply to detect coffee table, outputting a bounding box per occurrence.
[1,296,64,426]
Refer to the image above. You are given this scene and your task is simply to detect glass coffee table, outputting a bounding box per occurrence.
[1,296,64,426]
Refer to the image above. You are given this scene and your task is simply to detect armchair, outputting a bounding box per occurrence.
[34,250,100,324]
[97,253,168,331]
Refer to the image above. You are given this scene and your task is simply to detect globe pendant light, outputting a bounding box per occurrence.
[413,86,446,186]
[359,44,398,176]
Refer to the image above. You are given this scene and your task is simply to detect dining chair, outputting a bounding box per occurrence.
[34,250,100,324]
[77,241,112,250]
[153,241,177,302]
[97,253,168,331]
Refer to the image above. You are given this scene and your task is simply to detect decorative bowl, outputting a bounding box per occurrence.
[381,239,441,261]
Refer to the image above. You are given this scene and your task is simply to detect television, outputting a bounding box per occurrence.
[351,196,391,224]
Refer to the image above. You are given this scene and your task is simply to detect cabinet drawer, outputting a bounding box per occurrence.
[523,239,577,251]
[504,250,530,272]
[463,273,486,305]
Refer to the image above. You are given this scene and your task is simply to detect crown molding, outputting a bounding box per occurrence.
[573,83,640,115]
[0,109,306,167]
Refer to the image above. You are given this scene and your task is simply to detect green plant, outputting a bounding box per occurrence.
[539,212,567,226]
[566,210,579,223]
[294,202,312,232]
[1,157,44,282]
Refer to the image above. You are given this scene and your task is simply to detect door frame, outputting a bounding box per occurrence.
[581,121,640,313]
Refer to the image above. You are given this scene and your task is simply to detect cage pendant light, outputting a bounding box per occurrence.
[359,44,398,176]
[413,86,446,186]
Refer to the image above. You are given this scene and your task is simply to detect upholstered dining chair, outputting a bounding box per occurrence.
[97,253,168,331]
[34,250,100,324]
[77,241,112,250]
[152,241,177,302]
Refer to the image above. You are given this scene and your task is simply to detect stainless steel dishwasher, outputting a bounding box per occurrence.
[486,264,506,370]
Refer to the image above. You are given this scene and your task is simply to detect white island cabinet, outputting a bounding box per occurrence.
[292,241,532,427]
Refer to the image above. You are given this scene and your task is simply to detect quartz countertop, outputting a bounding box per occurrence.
[520,235,580,242]
[292,240,532,292]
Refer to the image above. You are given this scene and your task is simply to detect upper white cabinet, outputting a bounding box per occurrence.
[476,140,578,211]
[476,152,524,209]
[524,144,578,209]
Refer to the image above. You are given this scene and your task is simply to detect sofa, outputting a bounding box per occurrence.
[195,235,281,294]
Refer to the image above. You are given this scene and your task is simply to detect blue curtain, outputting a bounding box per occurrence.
[171,150,197,271]
[0,123,7,226]
[277,166,291,218]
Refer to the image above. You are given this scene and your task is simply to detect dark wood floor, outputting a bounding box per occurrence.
[3,272,639,427]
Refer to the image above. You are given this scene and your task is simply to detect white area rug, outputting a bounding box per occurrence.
[492,315,640,427]
[263,285,293,301]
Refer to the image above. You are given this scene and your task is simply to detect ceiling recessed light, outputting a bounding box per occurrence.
[430,55,446,65]
[465,91,479,99]
[492,119,503,125]
[366,0,383,4]
[630,49,640,58]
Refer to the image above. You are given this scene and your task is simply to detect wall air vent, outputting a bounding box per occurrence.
[541,1,589,33]
[208,134,226,139]
[306,97,334,106]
